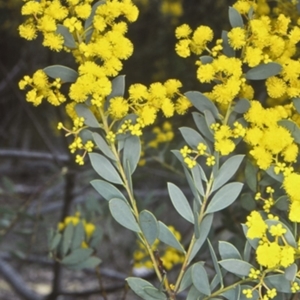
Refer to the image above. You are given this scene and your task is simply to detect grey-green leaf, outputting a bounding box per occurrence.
[71,222,85,250]
[222,30,235,57]
[191,164,205,197]
[126,277,155,299]
[109,198,140,233]
[144,287,167,300]
[188,214,213,264]
[245,63,282,80]
[206,182,243,214]
[219,241,242,260]
[179,127,207,149]
[185,91,219,119]
[123,135,141,174]
[293,98,300,113]
[43,65,78,83]
[62,223,74,256]
[208,240,223,289]
[56,24,76,48]
[75,104,100,128]
[50,232,62,251]
[69,256,101,270]
[61,248,93,265]
[178,266,193,293]
[264,274,300,293]
[139,210,158,246]
[192,262,211,295]
[90,179,127,202]
[107,75,126,100]
[212,155,244,192]
[228,7,244,28]
[234,99,250,114]
[285,263,297,281]
[241,224,259,250]
[219,259,253,276]
[167,183,194,224]
[158,221,185,253]
[89,153,123,184]
[92,132,115,160]
[192,112,214,142]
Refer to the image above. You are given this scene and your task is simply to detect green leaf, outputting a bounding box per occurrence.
[199,56,213,64]
[179,127,208,150]
[188,214,213,264]
[49,232,62,251]
[183,167,202,205]
[206,182,243,214]
[158,221,185,253]
[75,104,100,128]
[222,31,235,57]
[219,241,242,260]
[184,91,219,119]
[234,99,251,114]
[167,183,194,224]
[56,24,76,48]
[92,132,115,161]
[245,159,257,192]
[219,259,253,276]
[187,285,203,300]
[243,241,252,262]
[285,263,297,281]
[62,223,74,256]
[212,155,244,192]
[84,1,105,43]
[208,240,223,289]
[178,266,193,293]
[126,277,155,299]
[89,226,102,249]
[144,287,167,300]
[90,179,127,202]
[123,135,141,175]
[278,119,300,144]
[191,164,206,197]
[107,75,126,100]
[68,256,101,270]
[89,153,123,184]
[240,193,256,211]
[109,198,141,233]
[264,274,300,293]
[245,63,282,80]
[61,248,93,265]
[71,222,85,250]
[222,285,240,300]
[192,112,214,142]
[43,65,78,83]
[265,166,284,183]
[139,210,158,246]
[192,262,211,295]
[228,7,244,28]
[274,195,289,211]
[293,98,300,113]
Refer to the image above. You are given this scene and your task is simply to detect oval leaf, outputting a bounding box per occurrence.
[264,274,300,293]
[89,153,123,184]
[62,223,74,256]
[43,65,78,83]
[109,198,141,233]
[179,127,208,149]
[219,259,253,276]
[229,7,244,28]
[158,221,185,253]
[167,183,194,223]
[212,155,245,192]
[184,91,219,119]
[285,263,297,281]
[206,182,243,214]
[123,135,141,174]
[245,63,282,80]
[139,210,158,246]
[56,24,76,48]
[75,104,100,128]
[219,241,242,260]
[90,179,127,202]
[107,75,126,100]
[61,248,93,265]
[71,222,85,250]
[69,256,101,270]
[92,132,116,161]
[234,99,250,114]
[144,287,167,300]
[208,240,223,289]
[126,277,154,299]
[192,262,211,295]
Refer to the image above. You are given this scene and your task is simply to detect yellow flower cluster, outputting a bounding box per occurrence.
[133,226,184,271]
[246,211,296,270]
[148,121,174,149]
[58,212,96,248]
[180,143,213,169]
[19,70,65,106]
